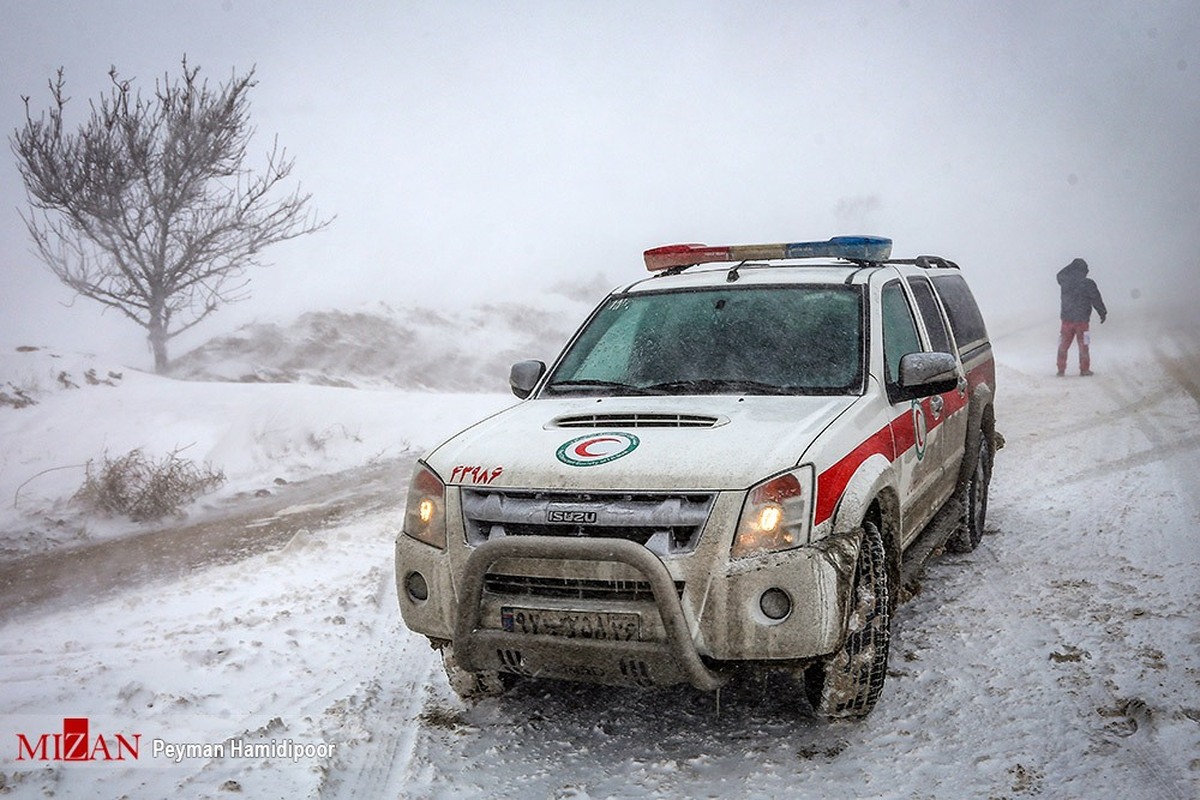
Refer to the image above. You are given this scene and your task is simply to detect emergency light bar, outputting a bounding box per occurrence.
[643,236,893,272]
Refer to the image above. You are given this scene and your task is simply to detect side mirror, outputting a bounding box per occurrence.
[509,360,546,399]
[896,352,959,401]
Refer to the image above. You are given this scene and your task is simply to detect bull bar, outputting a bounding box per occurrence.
[452,536,727,691]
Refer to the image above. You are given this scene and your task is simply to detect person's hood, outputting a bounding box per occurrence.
[1058,257,1089,283]
[423,394,858,491]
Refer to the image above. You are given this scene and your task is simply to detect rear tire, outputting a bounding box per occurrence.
[947,431,992,553]
[441,645,511,700]
[803,520,892,719]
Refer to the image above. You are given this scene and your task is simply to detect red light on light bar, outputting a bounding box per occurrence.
[643,244,732,271]
[643,242,790,271]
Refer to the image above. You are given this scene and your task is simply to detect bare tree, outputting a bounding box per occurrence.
[10,58,331,372]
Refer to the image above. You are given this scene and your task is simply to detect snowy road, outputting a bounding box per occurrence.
[0,459,409,627]
[1,316,1197,799]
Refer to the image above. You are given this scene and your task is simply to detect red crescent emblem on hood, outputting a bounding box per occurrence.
[557,431,640,467]
[574,437,620,458]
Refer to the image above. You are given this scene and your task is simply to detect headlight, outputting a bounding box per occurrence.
[731,465,814,559]
[403,462,447,549]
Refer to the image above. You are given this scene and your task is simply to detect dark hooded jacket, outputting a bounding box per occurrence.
[1057,258,1107,323]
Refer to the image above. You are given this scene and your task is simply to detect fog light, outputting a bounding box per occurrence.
[759,587,792,620]
[405,571,429,602]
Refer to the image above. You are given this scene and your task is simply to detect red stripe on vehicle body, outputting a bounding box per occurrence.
[814,421,898,526]
[965,358,994,392]
[813,381,978,526]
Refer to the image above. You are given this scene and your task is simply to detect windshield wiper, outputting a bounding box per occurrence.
[640,378,795,395]
[544,379,657,396]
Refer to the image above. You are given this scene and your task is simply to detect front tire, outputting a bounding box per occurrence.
[803,520,892,719]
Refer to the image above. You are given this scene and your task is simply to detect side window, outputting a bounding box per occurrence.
[881,280,921,386]
[930,274,988,352]
[906,276,953,354]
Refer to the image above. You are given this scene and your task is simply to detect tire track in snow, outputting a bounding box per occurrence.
[1154,333,1200,411]
[1024,382,1179,445]
[1052,433,1200,487]
[336,647,439,800]
[1030,350,1200,495]
[313,508,439,799]
[317,633,441,797]
[1097,366,1200,517]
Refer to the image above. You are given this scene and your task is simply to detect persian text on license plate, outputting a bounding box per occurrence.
[501,607,640,641]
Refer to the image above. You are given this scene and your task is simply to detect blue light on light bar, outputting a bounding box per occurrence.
[783,236,893,261]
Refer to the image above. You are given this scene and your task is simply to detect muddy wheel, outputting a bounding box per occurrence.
[441,645,511,700]
[803,520,891,719]
[947,431,992,553]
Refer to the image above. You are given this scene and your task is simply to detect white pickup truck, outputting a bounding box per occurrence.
[395,236,997,718]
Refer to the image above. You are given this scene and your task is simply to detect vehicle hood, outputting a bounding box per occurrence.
[425,394,856,491]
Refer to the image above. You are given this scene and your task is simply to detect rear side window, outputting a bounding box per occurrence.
[930,274,988,351]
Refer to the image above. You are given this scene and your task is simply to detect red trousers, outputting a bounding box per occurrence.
[1057,321,1091,374]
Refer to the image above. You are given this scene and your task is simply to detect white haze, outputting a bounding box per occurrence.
[1,1,1199,368]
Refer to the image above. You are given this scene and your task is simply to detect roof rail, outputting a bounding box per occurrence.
[886,255,960,270]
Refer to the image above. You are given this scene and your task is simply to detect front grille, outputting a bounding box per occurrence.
[461,489,715,555]
[484,574,684,602]
[550,412,725,429]
[483,521,693,545]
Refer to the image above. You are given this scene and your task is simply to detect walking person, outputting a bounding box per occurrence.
[1056,257,1107,376]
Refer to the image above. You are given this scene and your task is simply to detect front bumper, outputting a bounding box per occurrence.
[395,489,859,690]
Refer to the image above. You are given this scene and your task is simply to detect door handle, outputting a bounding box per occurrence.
[930,395,944,417]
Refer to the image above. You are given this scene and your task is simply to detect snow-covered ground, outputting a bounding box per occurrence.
[0,308,1197,799]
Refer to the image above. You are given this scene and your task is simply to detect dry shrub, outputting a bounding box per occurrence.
[0,387,36,408]
[74,448,225,521]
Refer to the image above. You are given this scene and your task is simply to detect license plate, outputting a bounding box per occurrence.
[501,606,640,641]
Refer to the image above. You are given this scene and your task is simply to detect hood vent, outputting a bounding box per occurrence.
[550,412,726,429]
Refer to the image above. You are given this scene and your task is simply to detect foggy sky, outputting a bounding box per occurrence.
[2,1,1197,365]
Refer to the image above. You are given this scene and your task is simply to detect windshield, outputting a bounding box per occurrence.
[544,285,864,396]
